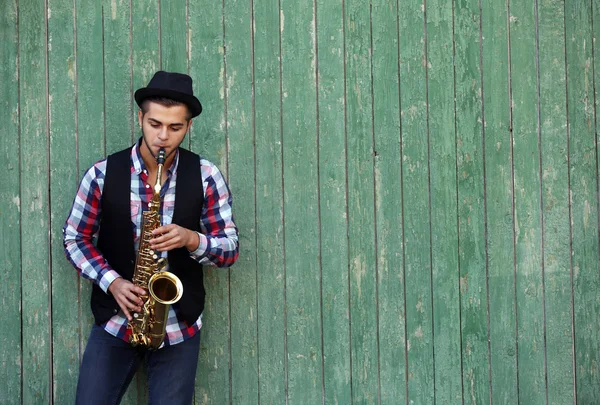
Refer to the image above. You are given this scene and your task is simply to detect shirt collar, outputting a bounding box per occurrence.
[131,139,179,176]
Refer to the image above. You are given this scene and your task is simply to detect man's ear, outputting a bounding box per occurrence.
[138,110,143,127]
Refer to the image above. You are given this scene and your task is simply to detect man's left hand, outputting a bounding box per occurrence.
[150,224,200,252]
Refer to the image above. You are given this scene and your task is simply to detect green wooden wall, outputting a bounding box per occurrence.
[1,0,599,403]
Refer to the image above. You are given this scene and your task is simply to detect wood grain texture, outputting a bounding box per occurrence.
[132,0,159,126]
[253,0,287,403]
[103,0,133,153]
[344,0,379,403]
[453,0,490,403]
[371,0,406,403]
[398,0,435,402]
[509,0,547,402]
[188,0,231,403]
[0,0,22,403]
[19,0,51,402]
[426,0,463,402]
[224,0,259,402]
[48,0,80,402]
[538,0,575,403]
[481,0,518,404]
[279,0,322,402]
[160,0,187,73]
[316,0,352,403]
[565,0,600,402]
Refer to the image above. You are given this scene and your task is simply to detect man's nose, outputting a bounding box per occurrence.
[157,127,168,140]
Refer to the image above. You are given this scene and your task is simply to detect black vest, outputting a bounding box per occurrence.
[91,146,205,326]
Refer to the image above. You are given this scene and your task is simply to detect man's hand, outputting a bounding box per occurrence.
[108,278,147,321]
[150,224,200,252]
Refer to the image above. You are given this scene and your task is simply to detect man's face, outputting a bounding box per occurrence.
[138,102,191,161]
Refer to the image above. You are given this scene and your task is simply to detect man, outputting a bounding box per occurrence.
[63,71,239,404]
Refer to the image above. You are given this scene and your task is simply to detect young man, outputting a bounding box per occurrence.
[63,71,239,404]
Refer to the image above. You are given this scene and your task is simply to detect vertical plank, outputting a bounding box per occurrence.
[454,0,490,402]
[280,0,322,402]
[160,0,187,73]
[224,0,259,402]
[372,0,406,403]
[48,0,80,402]
[481,0,518,403]
[510,0,547,402]
[19,0,51,402]
[103,0,133,153]
[565,0,600,402]
[344,0,379,403]
[316,0,352,403]
[538,0,575,402]
[132,0,159,125]
[0,0,22,403]
[426,0,463,401]
[398,0,435,401]
[253,0,286,402]
[189,1,230,403]
[76,0,105,362]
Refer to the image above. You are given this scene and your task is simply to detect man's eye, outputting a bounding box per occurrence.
[151,124,161,128]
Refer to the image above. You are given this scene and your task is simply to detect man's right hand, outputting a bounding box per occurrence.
[108,278,147,321]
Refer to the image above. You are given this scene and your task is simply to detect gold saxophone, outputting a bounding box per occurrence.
[128,148,183,349]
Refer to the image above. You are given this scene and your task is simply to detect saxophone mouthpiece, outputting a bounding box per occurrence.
[157,148,166,165]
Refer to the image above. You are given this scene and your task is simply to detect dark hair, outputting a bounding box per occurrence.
[140,97,192,120]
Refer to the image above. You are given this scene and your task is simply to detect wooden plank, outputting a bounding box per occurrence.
[132,0,158,133]
[398,0,435,402]
[453,0,490,403]
[344,0,379,403]
[103,0,133,153]
[132,0,159,128]
[372,0,407,402]
[76,0,105,365]
[279,0,322,402]
[316,0,352,403]
[48,0,80,402]
[188,1,231,403]
[480,0,518,403]
[509,0,547,403]
[223,0,259,402]
[19,0,51,402]
[538,0,575,402]
[426,0,462,401]
[253,0,287,403]
[0,0,22,403]
[160,0,187,73]
[565,0,600,402]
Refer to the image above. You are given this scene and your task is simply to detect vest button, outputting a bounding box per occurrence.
[113,309,118,314]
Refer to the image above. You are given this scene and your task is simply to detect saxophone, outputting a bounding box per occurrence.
[128,148,183,349]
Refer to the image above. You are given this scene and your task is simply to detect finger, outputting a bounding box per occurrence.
[150,232,171,245]
[124,290,144,307]
[116,299,132,321]
[151,238,182,252]
[152,224,175,236]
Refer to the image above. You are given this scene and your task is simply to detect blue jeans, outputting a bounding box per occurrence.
[76,325,201,405]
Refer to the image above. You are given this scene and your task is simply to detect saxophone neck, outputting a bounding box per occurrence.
[153,148,166,194]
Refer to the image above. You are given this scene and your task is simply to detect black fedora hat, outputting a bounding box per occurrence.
[135,71,202,117]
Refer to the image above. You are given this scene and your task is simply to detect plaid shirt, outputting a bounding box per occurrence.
[63,142,239,347]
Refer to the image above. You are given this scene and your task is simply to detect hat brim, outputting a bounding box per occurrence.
[135,87,202,118]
